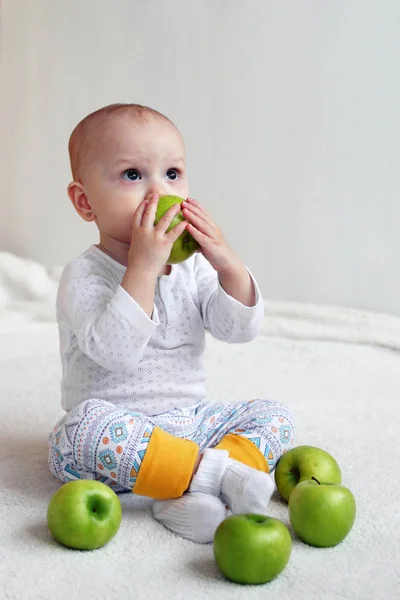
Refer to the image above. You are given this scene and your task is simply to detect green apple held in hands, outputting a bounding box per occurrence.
[47,480,122,550]
[154,195,200,264]
[275,445,342,503]
[289,477,356,547]
[213,514,292,585]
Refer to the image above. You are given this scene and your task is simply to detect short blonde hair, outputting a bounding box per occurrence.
[68,103,178,180]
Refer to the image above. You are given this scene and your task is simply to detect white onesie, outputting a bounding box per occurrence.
[56,245,264,416]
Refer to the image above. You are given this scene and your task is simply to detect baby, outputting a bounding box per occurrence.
[48,103,295,543]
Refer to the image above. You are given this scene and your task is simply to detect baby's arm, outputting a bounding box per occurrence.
[121,194,187,317]
[58,260,158,372]
[121,266,157,319]
[218,261,256,308]
[58,196,189,372]
[194,252,264,343]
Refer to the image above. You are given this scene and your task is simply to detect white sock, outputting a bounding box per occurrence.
[152,492,227,544]
[189,448,230,496]
[189,448,275,515]
[220,458,275,515]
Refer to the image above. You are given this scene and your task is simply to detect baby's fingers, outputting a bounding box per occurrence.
[166,219,188,243]
[132,199,150,228]
[154,203,181,233]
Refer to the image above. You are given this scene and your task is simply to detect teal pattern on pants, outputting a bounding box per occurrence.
[48,398,295,494]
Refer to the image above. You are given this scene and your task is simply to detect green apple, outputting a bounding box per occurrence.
[213,514,292,585]
[275,445,342,503]
[154,195,200,264]
[47,480,122,550]
[289,477,356,547]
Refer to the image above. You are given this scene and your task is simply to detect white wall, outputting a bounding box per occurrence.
[1,0,399,315]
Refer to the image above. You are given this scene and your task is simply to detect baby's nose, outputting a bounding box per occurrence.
[145,188,165,201]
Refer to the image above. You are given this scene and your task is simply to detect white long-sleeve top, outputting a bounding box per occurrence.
[56,245,264,416]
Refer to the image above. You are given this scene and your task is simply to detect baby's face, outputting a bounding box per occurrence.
[81,117,188,244]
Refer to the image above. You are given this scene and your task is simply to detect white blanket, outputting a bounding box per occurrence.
[0,252,399,600]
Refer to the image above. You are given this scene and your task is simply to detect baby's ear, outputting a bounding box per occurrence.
[67,181,95,222]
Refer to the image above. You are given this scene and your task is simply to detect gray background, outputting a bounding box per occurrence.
[1,0,399,315]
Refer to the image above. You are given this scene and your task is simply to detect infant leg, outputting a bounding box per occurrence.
[48,399,199,499]
[215,398,295,473]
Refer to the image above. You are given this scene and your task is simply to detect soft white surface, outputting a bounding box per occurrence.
[1,253,400,599]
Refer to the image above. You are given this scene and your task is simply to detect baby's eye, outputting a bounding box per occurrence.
[166,169,179,181]
[122,169,141,181]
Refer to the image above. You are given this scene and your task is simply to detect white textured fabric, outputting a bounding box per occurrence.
[56,245,264,414]
[189,448,230,496]
[152,492,227,544]
[189,449,276,515]
[221,458,275,514]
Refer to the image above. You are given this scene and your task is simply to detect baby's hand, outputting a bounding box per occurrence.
[181,198,240,273]
[127,194,188,275]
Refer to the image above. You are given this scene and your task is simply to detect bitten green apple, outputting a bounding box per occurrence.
[275,445,342,503]
[47,480,122,550]
[213,514,292,585]
[155,195,200,264]
[289,477,356,547]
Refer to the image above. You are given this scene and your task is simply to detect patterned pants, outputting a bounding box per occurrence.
[48,398,295,496]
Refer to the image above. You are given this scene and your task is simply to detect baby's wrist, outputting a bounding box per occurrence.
[126,262,159,281]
